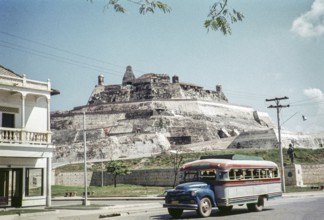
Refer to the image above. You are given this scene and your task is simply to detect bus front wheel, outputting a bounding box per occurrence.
[247,196,264,212]
[168,208,183,218]
[197,197,212,217]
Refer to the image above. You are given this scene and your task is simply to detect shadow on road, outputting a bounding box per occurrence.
[151,208,274,219]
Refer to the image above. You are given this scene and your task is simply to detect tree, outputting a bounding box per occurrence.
[90,0,244,35]
[170,149,184,188]
[106,160,130,187]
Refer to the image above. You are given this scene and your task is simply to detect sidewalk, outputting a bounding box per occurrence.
[283,190,324,198]
[0,202,163,220]
[1,191,324,220]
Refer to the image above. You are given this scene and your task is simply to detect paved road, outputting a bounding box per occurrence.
[110,196,324,220]
[3,193,324,220]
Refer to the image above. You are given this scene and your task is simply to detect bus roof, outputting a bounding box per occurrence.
[200,154,264,161]
[180,158,278,171]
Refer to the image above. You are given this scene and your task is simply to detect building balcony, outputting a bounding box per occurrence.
[0,74,50,91]
[0,127,51,145]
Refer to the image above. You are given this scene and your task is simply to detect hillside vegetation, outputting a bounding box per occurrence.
[55,148,324,173]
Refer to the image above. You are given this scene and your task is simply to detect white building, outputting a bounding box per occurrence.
[0,65,59,207]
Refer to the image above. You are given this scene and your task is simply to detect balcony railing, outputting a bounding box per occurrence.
[0,128,51,145]
[0,74,50,91]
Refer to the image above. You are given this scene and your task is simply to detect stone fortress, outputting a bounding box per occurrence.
[51,66,324,165]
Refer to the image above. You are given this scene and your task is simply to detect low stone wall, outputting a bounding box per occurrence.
[300,164,324,185]
[55,169,180,187]
[55,164,324,187]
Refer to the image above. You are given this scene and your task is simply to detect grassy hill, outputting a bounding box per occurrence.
[55,148,324,173]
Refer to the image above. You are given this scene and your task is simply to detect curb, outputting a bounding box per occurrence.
[282,191,324,198]
[52,196,164,201]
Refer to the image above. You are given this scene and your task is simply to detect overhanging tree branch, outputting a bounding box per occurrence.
[90,0,244,35]
[204,0,244,35]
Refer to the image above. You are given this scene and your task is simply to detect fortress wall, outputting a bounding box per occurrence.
[280,131,321,149]
[51,113,126,130]
[76,101,153,114]
[257,111,273,127]
[228,129,278,149]
[160,100,273,130]
[159,100,255,118]
[52,100,273,133]
[53,133,171,163]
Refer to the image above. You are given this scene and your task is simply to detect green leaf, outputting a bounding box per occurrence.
[114,4,125,13]
[139,0,171,14]
[156,1,172,13]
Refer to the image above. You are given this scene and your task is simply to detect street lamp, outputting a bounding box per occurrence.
[83,112,90,206]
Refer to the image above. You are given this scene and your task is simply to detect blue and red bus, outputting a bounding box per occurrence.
[163,155,282,218]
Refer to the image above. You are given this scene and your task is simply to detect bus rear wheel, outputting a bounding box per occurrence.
[247,196,264,212]
[197,197,212,217]
[168,208,183,218]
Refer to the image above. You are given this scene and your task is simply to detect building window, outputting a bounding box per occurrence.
[0,113,15,128]
[25,168,43,197]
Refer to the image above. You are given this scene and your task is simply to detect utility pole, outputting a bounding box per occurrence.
[265,96,289,193]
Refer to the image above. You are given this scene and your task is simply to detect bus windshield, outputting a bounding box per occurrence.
[183,171,199,182]
[182,170,217,182]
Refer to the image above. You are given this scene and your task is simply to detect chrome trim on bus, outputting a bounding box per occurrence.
[163,203,198,210]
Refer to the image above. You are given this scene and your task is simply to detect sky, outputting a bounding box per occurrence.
[1,0,324,133]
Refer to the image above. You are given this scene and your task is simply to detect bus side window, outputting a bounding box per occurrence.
[229,169,235,180]
[253,169,260,179]
[261,170,266,178]
[273,168,278,178]
[236,169,244,180]
[268,169,273,178]
[246,169,253,179]
[217,171,226,180]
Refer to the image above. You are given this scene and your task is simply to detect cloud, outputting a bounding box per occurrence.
[303,88,324,133]
[291,0,324,37]
[303,88,324,100]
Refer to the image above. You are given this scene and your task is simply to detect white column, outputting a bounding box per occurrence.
[47,98,51,131]
[46,157,52,207]
[21,94,26,128]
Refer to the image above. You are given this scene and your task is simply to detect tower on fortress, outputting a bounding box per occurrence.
[122,65,136,86]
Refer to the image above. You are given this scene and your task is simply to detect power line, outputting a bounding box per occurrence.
[0,31,148,74]
[289,96,321,105]
[224,89,270,98]
[290,99,324,107]
[0,40,122,76]
[0,31,125,70]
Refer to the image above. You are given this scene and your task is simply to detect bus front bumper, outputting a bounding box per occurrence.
[163,203,198,210]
